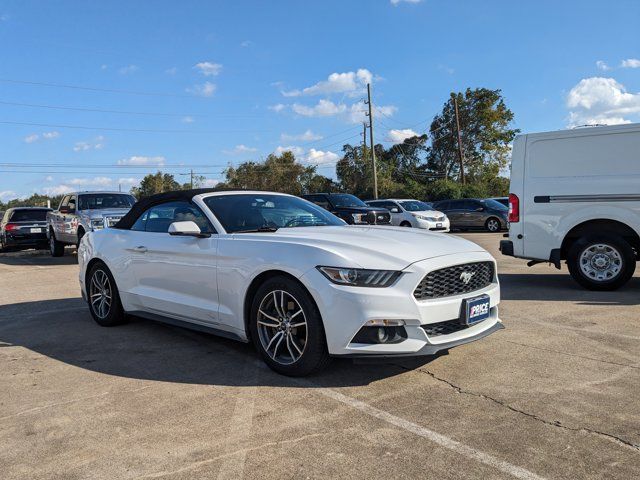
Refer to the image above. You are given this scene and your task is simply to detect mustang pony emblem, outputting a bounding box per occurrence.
[460,271,476,285]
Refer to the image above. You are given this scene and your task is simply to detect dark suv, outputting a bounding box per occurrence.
[1,207,52,251]
[302,193,391,225]
[431,198,508,232]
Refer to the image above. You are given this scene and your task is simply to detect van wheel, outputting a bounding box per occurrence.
[49,232,65,257]
[485,218,501,232]
[567,234,635,291]
[249,276,331,376]
[400,221,412,227]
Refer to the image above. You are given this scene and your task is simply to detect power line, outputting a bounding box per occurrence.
[0,100,206,118]
[0,78,196,98]
[0,120,272,134]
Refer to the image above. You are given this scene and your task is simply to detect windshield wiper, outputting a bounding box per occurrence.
[233,226,279,233]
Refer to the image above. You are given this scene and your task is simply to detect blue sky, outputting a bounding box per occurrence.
[1,0,639,200]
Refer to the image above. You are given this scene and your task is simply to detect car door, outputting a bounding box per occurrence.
[63,195,79,243]
[445,200,466,227]
[124,200,221,325]
[465,200,485,227]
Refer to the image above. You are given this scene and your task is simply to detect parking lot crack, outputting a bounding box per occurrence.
[393,363,640,453]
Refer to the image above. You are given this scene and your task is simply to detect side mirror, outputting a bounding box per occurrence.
[168,221,210,238]
[389,207,400,213]
[476,207,484,212]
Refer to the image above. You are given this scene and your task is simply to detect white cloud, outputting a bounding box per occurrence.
[438,64,455,75]
[73,136,104,152]
[281,130,323,142]
[240,40,251,47]
[346,103,397,124]
[292,99,347,117]
[1,14,10,22]
[567,77,640,126]
[165,67,177,75]
[224,144,258,155]
[181,116,195,124]
[0,190,16,202]
[268,103,286,113]
[187,81,216,97]
[42,184,72,196]
[100,64,108,70]
[283,69,373,97]
[388,128,419,143]
[194,62,223,77]
[274,145,305,157]
[68,176,113,187]
[117,155,166,166]
[621,58,640,69]
[305,149,339,165]
[118,64,139,75]
[44,176,54,182]
[117,177,140,186]
[24,131,60,143]
[201,178,220,187]
[391,0,422,5]
[596,60,611,71]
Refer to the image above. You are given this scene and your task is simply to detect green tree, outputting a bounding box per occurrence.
[0,193,64,211]
[427,88,518,183]
[221,150,335,195]
[131,171,182,198]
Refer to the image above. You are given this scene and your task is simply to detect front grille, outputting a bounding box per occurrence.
[367,211,391,224]
[413,261,494,300]
[422,319,469,337]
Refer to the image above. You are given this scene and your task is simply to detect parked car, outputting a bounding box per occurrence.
[47,191,136,257]
[302,193,391,225]
[432,198,508,232]
[501,123,640,291]
[78,189,503,376]
[490,197,509,208]
[365,198,450,232]
[0,207,51,251]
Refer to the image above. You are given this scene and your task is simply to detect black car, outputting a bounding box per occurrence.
[302,193,391,225]
[0,207,52,251]
[431,198,508,232]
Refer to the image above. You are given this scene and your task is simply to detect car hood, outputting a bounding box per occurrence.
[334,205,386,212]
[232,225,488,270]
[84,209,131,219]
[410,210,446,217]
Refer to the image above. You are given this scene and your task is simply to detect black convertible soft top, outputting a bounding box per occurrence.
[114,188,239,230]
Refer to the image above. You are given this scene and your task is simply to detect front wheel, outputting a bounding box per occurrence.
[567,234,636,291]
[249,276,330,376]
[87,262,127,326]
[485,217,501,233]
[400,221,412,227]
[49,232,65,257]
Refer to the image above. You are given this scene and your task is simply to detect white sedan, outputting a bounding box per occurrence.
[366,198,450,232]
[78,190,502,376]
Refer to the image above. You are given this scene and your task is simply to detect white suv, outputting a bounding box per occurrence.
[367,199,450,232]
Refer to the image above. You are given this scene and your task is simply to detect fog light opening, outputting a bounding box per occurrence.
[351,325,408,345]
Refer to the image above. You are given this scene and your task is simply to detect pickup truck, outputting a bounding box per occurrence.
[302,193,392,225]
[47,191,136,256]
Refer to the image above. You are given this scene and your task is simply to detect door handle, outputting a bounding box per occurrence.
[129,246,147,253]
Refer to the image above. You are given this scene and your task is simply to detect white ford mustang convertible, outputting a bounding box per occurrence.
[78,189,503,376]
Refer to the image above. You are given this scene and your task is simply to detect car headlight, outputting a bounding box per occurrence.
[414,214,437,221]
[317,266,401,287]
[351,213,366,223]
[91,219,105,230]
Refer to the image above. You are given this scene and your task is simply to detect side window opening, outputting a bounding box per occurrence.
[130,201,215,234]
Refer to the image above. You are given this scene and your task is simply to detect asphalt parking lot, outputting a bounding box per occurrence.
[1,233,638,480]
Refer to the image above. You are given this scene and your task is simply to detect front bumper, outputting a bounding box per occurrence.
[415,217,450,232]
[301,251,502,357]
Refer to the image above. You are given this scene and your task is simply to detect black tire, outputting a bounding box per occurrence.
[400,221,412,227]
[567,234,636,291]
[77,228,85,248]
[485,217,501,233]
[49,231,65,257]
[249,275,331,376]
[87,262,128,326]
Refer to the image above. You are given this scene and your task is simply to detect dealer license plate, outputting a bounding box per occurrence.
[463,295,490,325]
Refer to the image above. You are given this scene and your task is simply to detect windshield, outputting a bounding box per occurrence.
[482,199,508,211]
[398,200,433,212]
[9,209,49,222]
[204,194,345,233]
[78,194,135,210]
[329,194,367,208]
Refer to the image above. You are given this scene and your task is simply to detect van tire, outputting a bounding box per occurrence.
[567,234,635,291]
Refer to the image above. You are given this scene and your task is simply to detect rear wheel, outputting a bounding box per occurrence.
[567,234,636,291]
[485,217,501,232]
[49,231,65,257]
[249,276,330,376]
[87,262,127,326]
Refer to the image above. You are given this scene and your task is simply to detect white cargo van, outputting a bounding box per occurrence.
[500,123,640,290]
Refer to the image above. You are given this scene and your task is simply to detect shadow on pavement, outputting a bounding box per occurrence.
[0,298,438,388]
[0,251,77,266]
[499,273,640,305]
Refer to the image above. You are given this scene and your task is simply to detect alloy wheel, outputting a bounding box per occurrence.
[256,290,307,365]
[579,243,622,282]
[90,269,112,319]
[487,219,500,232]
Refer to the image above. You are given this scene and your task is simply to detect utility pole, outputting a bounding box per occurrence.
[190,169,194,189]
[366,83,378,199]
[362,122,367,150]
[452,93,465,185]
